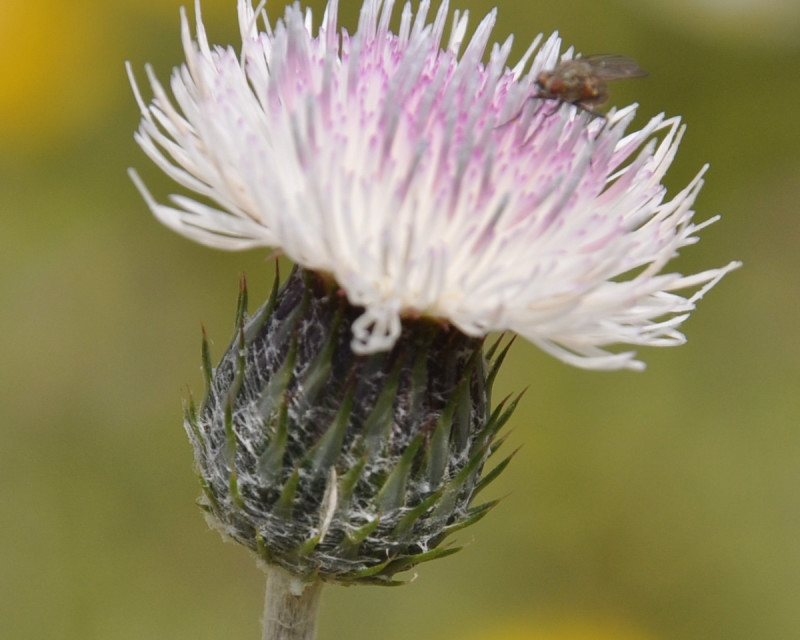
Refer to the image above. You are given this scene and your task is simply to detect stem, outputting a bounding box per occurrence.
[261,565,323,640]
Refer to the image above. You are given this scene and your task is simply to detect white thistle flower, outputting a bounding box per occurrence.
[128,0,739,371]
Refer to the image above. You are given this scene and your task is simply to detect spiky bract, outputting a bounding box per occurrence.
[185,268,517,585]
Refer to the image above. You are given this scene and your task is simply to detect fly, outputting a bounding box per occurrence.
[535,54,647,115]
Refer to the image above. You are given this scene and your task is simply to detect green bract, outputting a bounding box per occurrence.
[185,268,519,585]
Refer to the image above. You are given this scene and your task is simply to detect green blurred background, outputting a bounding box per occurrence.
[1,0,797,638]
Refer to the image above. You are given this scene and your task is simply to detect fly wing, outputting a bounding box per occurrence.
[581,54,648,79]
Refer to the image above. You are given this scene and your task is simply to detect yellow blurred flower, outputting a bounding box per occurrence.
[0,1,115,152]
[0,0,249,155]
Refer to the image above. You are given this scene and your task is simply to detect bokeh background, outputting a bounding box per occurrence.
[1,0,797,638]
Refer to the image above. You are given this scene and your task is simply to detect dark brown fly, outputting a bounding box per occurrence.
[535,54,647,114]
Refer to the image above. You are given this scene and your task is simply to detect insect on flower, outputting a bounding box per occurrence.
[535,54,648,115]
[129,0,740,371]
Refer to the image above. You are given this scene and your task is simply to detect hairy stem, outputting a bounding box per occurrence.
[261,566,323,640]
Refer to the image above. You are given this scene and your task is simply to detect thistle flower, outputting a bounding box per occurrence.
[128,0,739,635]
[129,0,738,372]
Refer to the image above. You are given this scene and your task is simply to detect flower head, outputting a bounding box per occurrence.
[129,0,738,371]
